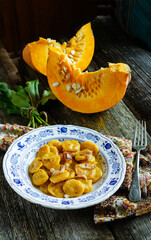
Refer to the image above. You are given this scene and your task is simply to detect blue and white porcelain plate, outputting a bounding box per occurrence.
[3,125,126,209]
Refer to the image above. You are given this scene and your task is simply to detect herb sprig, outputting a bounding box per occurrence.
[0,79,56,128]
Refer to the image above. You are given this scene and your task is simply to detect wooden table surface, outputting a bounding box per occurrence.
[0,16,151,240]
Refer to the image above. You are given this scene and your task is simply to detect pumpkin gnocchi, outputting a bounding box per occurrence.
[42,153,60,169]
[63,179,84,197]
[48,182,65,198]
[32,169,49,186]
[28,158,43,174]
[29,139,103,198]
[80,141,99,156]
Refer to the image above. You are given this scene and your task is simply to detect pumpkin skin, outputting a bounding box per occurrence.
[47,46,131,113]
[22,23,94,75]
[22,43,37,71]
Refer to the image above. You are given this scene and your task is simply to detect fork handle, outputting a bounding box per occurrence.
[128,150,141,202]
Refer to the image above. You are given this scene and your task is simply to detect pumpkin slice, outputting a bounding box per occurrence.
[22,37,61,75]
[22,43,37,71]
[47,46,131,113]
[22,23,94,75]
[61,22,94,71]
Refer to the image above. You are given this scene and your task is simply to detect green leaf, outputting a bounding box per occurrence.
[11,90,31,108]
[0,82,20,114]
[41,90,57,105]
[0,95,20,114]
[14,85,30,102]
[0,82,8,91]
[0,80,51,127]
[0,82,11,96]
[31,109,40,116]
[24,80,40,107]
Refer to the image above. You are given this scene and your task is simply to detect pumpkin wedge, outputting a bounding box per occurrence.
[61,22,94,71]
[22,37,61,75]
[22,23,94,75]
[47,46,131,113]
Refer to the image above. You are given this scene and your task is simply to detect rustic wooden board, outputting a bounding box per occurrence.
[91,16,151,134]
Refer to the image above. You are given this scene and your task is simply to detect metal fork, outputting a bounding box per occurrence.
[128,120,147,202]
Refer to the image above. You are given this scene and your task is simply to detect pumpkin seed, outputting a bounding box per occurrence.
[52,82,60,87]
[61,70,65,75]
[70,59,74,63]
[75,88,82,94]
[63,66,67,72]
[76,83,81,89]
[72,83,77,90]
[66,85,71,91]
[71,50,75,55]
[47,38,52,43]
[66,73,71,80]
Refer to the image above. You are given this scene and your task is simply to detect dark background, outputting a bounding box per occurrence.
[0,0,98,53]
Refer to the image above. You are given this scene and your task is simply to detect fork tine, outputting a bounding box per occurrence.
[144,121,147,146]
[137,121,140,145]
[133,121,138,145]
[129,120,147,202]
[141,120,144,145]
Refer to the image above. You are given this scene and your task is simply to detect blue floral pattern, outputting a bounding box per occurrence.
[3,125,126,210]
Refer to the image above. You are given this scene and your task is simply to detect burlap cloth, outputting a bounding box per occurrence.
[0,123,151,223]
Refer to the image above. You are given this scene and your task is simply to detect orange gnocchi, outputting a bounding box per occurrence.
[42,153,60,169]
[36,144,50,158]
[50,169,70,183]
[47,139,62,151]
[49,145,59,155]
[75,162,97,180]
[62,140,80,152]
[48,182,65,198]
[28,158,43,174]
[63,179,84,197]
[29,139,103,198]
[75,149,93,161]
[32,169,49,186]
[80,141,99,156]
[92,166,103,183]
[78,178,93,193]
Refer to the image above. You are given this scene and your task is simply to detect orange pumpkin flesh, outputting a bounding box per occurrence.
[22,37,61,75]
[61,22,94,71]
[47,46,131,113]
[22,23,94,75]
[22,44,37,70]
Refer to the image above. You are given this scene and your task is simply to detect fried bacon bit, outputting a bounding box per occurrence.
[63,152,73,161]
[80,150,92,160]
[59,153,64,161]
[80,163,96,170]
[43,158,50,162]
[85,152,93,161]
[50,166,66,176]
[84,150,92,155]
